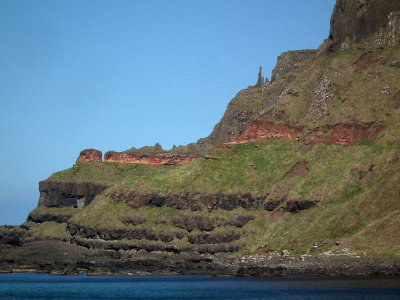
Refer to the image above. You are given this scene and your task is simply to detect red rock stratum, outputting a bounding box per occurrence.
[103,151,198,165]
[76,149,102,164]
[229,120,385,146]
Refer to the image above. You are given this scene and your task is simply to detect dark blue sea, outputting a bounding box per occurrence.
[0,273,400,299]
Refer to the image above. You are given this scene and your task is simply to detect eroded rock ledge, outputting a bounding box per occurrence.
[103,151,198,165]
[108,190,318,213]
[39,181,109,208]
[229,120,384,146]
[75,149,102,164]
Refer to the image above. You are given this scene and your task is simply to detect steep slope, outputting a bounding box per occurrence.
[1,0,400,276]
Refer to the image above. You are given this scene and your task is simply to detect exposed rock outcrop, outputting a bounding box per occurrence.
[271,50,317,83]
[195,50,316,148]
[256,66,265,87]
[27,209,75,224]
[188,232,241,245]
[103,151,198,165]
[224,215,255,228]
[0,226,25,246]
[38,181,109,208]
[230,120,385,146]
[324,123,385,145]
[76,149,102,164]
[323,0,400,52]
[230,120,303,144]
[109,190,318,214]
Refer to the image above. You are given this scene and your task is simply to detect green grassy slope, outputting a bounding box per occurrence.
[48,44,400,256]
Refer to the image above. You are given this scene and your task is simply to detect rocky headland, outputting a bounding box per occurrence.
[1,0,400,277]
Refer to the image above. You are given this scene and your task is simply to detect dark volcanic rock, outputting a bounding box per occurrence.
[224,215,255,228]
[120,216,146,226]
[110,191,268,212]
[28,210,74,224]
[68,223,177,243]
[188,232,241,244]
[271,50,316,83]
[281,200,319,213]
[263,199,282,211]
[195,216,215,232]
[170,216,197,232]
[197,243,244,254]
[39,181,108,208]
[325,0,400,52]
[0,226,25,246]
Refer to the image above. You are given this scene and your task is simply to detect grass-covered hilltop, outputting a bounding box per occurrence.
[1,0,400,276]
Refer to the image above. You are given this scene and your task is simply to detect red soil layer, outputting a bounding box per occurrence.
[229,120,385,146]
[230,120,304,144]
[103,151,198,166]
[76,149,102,164]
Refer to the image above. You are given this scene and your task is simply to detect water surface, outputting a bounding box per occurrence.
[1,273,400,299]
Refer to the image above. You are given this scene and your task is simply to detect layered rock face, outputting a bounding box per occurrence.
[76,149,102,164]
[0,226,25,246]
[103,151,198,165]
[108,190,318,213]
[195,50,316,148]
[325,0,400,51]
[271,50,317,82]
[230,120,385,146]
[313,123,385,145]
[230,120,303,144]
[38,181,108,208]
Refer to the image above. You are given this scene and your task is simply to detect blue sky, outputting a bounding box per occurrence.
[0,0,336,225]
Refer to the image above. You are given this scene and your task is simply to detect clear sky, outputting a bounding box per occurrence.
[0,0,336,225]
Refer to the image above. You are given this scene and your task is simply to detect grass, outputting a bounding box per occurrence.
[53,117,400,256]
[27,222,68,241]
[31,205,80,216]
[41,43,400,257]
[48,162,172,185]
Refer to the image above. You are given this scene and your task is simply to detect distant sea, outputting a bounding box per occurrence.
[1,273,400,299]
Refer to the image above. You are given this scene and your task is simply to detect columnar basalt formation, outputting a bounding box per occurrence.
[324,0,400,52]
[108,190,318,213]
[229,120,304,144]
[103,151,198,166]
[38,181,109,208]
[76,149,102,164]
[229,120,385,146]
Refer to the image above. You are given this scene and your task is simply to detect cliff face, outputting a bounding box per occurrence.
[38,181,108,208]
[103,151,198,166]
[229,121,303,144]
[76,149,102,164]
[324,0,400,51]
[229,121,385,146]
[2,0,400,277]
[195,50,316,148]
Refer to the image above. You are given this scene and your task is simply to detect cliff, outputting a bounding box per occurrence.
[2,0,400,277]
[324,0,400,52]
[103,151,198,166]
[229,121,385,146]
[75,149,102,164]
[194,50,316,149]
[37,181,108,208]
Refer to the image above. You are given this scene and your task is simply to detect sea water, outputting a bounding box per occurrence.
[0,273,400,299]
